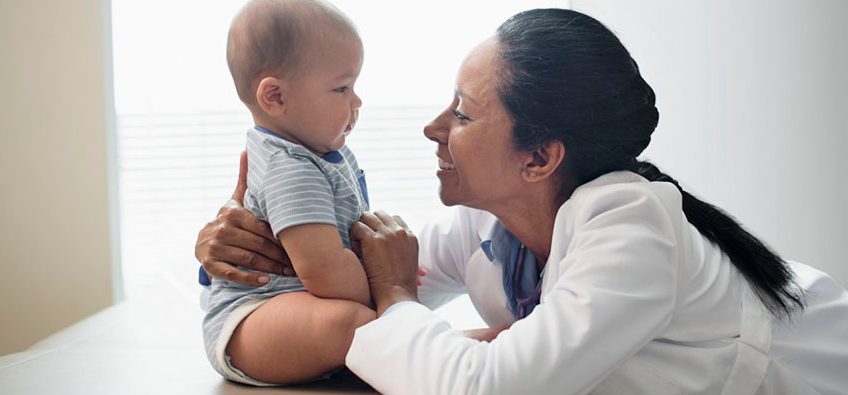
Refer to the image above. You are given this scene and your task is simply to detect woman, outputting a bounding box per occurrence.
[196,8,848,394]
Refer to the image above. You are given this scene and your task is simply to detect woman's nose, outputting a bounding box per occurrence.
[423,109,451,144]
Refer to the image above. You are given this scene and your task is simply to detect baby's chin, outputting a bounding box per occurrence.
[326,134,347,151]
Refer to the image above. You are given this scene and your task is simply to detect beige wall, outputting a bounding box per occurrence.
[0,0,116,354]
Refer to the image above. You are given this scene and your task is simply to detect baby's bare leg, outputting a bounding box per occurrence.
[226,291,375,384]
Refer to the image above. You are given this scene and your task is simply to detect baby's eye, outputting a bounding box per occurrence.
[452,109,471,122]
[333,86,349,93]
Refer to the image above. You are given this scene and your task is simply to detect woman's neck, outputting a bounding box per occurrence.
[488,195,560,268]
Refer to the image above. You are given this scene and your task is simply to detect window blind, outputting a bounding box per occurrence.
[117,106,449,296]
[111,0,569,328]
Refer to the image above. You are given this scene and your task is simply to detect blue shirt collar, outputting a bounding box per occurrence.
[481,221,515,263]
[480,221,542,319]
[253,125,344,164]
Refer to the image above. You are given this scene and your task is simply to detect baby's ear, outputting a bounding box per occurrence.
[255,76,287,117]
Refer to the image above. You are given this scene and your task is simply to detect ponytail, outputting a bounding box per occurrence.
[493,9,804,318]
[630,160,804,318]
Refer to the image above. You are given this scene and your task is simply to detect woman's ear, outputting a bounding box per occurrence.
[521,140,565,182]
[255,76,287,117]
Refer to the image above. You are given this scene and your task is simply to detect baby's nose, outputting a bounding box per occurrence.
[352,93,363,110]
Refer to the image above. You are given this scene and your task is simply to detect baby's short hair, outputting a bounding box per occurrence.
[227,0,357,105]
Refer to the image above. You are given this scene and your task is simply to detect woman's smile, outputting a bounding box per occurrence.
[436,156,457,183]
[437,157,456,171]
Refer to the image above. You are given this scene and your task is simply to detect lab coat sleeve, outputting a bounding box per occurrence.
[416,206,489,309]
[346,185,679,395]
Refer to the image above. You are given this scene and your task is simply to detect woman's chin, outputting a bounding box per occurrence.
[438,187,467,208]
[438,189,457,207]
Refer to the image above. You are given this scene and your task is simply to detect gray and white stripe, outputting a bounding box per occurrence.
[202,127,369,380]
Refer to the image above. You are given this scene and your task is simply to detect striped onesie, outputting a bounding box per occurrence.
[202,126,369,385]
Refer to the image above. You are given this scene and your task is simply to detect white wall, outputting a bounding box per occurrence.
[0,0,117,354]
[570,0,848,286]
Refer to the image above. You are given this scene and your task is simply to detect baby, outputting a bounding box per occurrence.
[201,0,373,385]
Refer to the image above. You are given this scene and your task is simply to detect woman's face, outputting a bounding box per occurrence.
[423,38,527,211]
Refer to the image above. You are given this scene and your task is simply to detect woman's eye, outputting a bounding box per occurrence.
[334,86,349,93]
[452,109,470,121]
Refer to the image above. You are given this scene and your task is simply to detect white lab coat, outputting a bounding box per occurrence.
[346,171,848,395]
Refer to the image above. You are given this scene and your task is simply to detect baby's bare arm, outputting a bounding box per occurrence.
[278,223,370,306]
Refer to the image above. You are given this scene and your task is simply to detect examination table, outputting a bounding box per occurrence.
[0,276,377,395]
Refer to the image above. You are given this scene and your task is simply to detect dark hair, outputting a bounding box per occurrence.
[495,8,804,318]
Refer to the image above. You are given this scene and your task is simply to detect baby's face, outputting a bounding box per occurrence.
[279,34,363,154]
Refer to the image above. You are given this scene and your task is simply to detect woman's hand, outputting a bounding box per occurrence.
[194,151,293,286]
[351,211,419,316]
